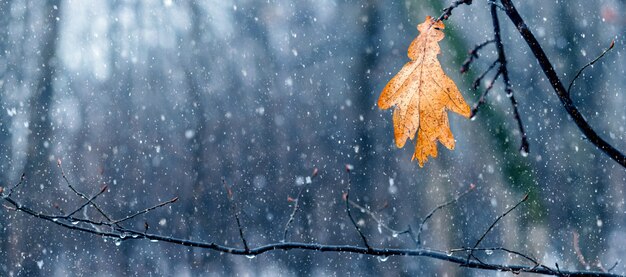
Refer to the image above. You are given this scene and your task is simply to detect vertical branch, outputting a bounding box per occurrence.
[343,166,371,249]
[282,168,318,242]
[490,3,529,154]
[223,179,249,252]
[282,187,305,242]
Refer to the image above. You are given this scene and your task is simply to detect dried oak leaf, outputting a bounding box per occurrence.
[378,16,470,167]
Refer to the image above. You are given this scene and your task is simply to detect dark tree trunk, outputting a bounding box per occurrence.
[16,0,62,276]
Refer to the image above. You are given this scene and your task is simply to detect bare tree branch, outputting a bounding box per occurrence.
[112,196,179,225]
[467,193,528,263]
[5,173,25,198]
[437,0,473,22]
[3,2,624,276]
[283,168,318,242]
[343,165,371,249]
[567,40,615,95]
[500,0,626,168]
[490,2,529,154]
[66,185,108,218]
[470,59,499,91]
[223,179,249,252]
[452,247,542,268]
[461,39,495,73]
[1,177,620,276]
[58,159,113,222]
[470,3,529,154]
[416,184,475,246]
[470,69,502,118]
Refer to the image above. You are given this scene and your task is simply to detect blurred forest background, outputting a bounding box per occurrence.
[1,0,625,276]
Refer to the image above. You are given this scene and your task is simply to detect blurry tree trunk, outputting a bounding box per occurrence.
[353,1,380,177]
[556,5,608,262]
[0,0,14,273]
[181,3,247,273]
[183,2,211,269]
[352,1,384,274]
[24,1,60,175]
[13,0,61,276]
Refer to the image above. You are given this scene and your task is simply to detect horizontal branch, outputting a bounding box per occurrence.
[1,193,619,277]
[1,165,618,276]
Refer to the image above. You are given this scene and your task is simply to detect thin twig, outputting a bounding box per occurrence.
[57,159,113,222]
[467,193,528,264]
[343,165,371,249]
[607,261,619,272]
[567,40,615,95]
[506,85,530,155]
[451,247,542,268]
[223,179,249,252]
[500,0,626,168]
[472,59,499,90]
[283,168,318,242]
[461,39,495,73]
[5,173,25,198]
[66,185,108,217]
[283,187,306,242]
[417,184,476,246]
[406,224,419,247]
[490,2,529,155]
[347,199,404,237]
[437,0,473,22]
[470,70,501,118]
[112,196,179,225]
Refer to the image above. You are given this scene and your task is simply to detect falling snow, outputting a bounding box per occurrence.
[0,1,624,276]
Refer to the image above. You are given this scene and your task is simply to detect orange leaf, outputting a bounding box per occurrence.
[378,16,470,167]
